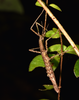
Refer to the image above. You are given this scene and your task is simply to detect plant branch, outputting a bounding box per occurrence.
[37,0,79,56]
[43,0,48,33]
[58,30,63,100]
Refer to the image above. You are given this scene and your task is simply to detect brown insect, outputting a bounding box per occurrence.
[29,9,59,93]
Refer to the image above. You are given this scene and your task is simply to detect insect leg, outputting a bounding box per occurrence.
[29,47,41,53]
[45,29,59,50]
[30,9,44,37]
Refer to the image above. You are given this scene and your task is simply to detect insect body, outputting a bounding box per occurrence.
[38,35,59,93]
[29,9,59,93]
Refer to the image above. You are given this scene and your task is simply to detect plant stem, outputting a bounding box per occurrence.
[37,0,79,56]
[43,0,48,33]
[58,30,63,100]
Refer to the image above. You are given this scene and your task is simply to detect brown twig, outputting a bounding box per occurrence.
[58,30,63,100]
[43,0,48,33]
[37,0,79,56]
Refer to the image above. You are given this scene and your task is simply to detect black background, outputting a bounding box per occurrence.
[0,0,79,100]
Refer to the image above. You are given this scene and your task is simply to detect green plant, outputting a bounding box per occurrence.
[29,1,79,100]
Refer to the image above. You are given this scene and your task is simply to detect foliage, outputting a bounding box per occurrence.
[35,1,62,12]
[29,55,45,72]
[45,28,61,39]
[49,4,62,11]
[29,0,79,99]
[74,59,79,77]
[39,85,54,91]
[29,25,79,77]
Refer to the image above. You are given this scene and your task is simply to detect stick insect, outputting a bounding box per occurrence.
[29,9,60,93]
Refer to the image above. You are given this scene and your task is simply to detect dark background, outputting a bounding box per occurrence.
[0,0,79,100]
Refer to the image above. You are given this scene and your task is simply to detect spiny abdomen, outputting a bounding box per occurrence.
[42,52,59,93]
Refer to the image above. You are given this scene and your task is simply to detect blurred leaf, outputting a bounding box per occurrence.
[0,0,24,14]
[43,84,53,90]
[65,45,79,55]
[35,1,45,7]
[49,44,67,53]
[74,59,79,78]
[49,3,62,11]
[45,28,61,39]
[39,84,53,91]
[29,55,45,72]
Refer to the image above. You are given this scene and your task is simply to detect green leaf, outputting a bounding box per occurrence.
[48,54,60,71]
[39,84,53,91]
[45,28,60,39]
[0,0,24,14]
[65,45,79,55]
[49,44,67,53]
[29,55,45,72]
[49,4,62,11]
[35,1,45,7]
[29,53,60,72]
[74,59,79,78]
[43,84,53,90]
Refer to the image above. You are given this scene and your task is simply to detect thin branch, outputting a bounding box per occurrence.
[37,0,79,56]
[58,30,63,100]
[49,47,75,60]
[43,0,48,33]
